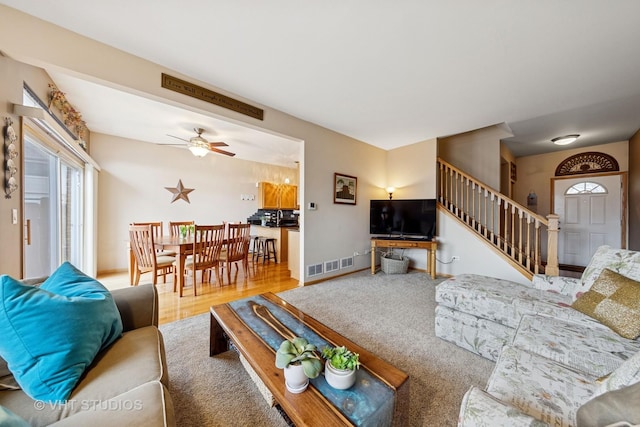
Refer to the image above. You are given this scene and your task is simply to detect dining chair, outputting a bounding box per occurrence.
[174,224,225,296]
[132,221,176,258]
[129,224,176,285]
[217,223,251,285]
[169,220,195,237]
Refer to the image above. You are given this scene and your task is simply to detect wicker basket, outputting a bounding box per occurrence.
[380,253,409,274]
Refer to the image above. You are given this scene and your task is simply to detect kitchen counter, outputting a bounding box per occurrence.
[250,225,290,263]
[288,228,300,281]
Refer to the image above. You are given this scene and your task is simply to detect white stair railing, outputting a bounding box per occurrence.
[438,158,559,277]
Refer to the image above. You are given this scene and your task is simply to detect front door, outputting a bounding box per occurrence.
[553,174,623,266]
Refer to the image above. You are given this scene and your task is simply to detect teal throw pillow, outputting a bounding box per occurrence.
[0,262,123,403]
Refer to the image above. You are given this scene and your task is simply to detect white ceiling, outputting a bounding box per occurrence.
[3,1,640,161]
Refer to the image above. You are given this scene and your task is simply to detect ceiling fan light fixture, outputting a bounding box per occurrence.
[551,134,580,145]
[187,141,209,157]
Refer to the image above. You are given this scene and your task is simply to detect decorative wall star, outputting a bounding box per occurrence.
[165,179,194,203]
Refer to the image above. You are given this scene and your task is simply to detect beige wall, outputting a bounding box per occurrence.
[386,139,438,200]
[0,56,63,277]
[0,6,390,282]
[437,124,513,189]
[514,141,629,218]
[629,130,640,250]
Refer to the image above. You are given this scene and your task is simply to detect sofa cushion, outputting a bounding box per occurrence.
[436,274,574,329]
[49,381,175,427]
[0,326,167,426]
[486,345,598,427]
[595,350,640,396]
[576,381,640,427]
[572,269,640,339]
[0,262,123,402]
[0,358,19,391]
[580,245,640,292]
[434,305,515,362]
[512,314,640,378]
[0,405,29,427]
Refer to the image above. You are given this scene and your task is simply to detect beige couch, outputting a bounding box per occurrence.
[0,284,175,427]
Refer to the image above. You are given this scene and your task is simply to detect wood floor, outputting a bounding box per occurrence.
[98,261,300,325]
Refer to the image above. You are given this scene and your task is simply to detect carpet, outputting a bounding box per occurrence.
[159,270,495,426]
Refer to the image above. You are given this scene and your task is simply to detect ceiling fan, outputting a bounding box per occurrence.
[166,127,236,158]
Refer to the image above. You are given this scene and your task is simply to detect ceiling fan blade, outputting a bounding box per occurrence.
[207,141,229,148]
[210,147,236,157]
[167,134,189,143]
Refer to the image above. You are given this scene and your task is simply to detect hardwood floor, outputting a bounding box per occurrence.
[98,262,300,325]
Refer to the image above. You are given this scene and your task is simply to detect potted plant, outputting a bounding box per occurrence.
[275,337,322,393]
[321,345,360,390]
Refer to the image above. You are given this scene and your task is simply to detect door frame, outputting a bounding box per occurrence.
[550,171,628,250]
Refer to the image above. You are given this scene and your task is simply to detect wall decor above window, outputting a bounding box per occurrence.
[555,152,619,176]
[3,117,18,199]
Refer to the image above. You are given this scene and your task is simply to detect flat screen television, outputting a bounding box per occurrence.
[369,199,437,240]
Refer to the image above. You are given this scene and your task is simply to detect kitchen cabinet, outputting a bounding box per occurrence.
[258,182,297,209]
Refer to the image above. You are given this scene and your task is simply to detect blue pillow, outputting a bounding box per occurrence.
[0,262,123,403]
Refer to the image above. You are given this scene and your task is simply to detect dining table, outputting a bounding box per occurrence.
[128,235,194,297]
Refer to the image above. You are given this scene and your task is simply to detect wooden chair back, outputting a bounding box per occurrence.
[225,223,251,263]
[193,224,226,269]
[132,221,164,240]
[129,224,157,271]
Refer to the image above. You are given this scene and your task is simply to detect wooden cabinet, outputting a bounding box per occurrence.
[258,182,297,209]
[279,185,297,209]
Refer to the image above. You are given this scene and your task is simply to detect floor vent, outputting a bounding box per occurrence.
[325,259,340,273]
[307,263,323,277]
[340,256,354,269]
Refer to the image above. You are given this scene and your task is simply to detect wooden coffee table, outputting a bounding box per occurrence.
[210,293,409,426]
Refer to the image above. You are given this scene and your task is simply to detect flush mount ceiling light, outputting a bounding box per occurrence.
[551,134,580,146]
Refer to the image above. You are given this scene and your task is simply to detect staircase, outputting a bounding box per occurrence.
[437,158,559,279]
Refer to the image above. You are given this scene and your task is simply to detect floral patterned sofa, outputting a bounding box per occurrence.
[435,245,640,362]
[433,245,640,426]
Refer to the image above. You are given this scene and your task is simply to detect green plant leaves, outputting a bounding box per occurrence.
[275,337,322,378]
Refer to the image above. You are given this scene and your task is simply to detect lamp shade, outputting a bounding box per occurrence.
[188,143,209,157]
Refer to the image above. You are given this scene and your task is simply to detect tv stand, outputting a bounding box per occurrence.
[371,237,437,279]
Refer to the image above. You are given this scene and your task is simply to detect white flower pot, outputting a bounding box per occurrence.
[324,360,356,390]
[284,364,309,393]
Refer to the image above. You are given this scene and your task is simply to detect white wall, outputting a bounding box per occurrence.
[436,209,530,284]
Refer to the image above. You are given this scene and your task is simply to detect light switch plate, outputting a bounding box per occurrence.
[12,208,17,224]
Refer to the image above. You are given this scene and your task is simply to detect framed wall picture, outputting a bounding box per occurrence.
[510,162,517,182]
[334,173,357,205]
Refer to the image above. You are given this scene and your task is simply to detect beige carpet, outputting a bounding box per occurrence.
[160,270,495,426]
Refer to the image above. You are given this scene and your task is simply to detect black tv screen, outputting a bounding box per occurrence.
[370,199,436,239]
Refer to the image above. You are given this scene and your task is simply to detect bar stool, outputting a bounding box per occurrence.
[255,237,278,264]
[249,235,260,261]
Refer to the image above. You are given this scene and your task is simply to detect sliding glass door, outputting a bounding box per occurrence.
[23,132,83,279]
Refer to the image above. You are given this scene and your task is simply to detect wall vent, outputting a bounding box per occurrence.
[340,256,354,269]
[325,259,340,273]
[307,263,323,277]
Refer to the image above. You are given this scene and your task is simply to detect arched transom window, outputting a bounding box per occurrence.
[565,181,608,195]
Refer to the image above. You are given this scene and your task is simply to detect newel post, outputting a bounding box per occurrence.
[546,214,560,276]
